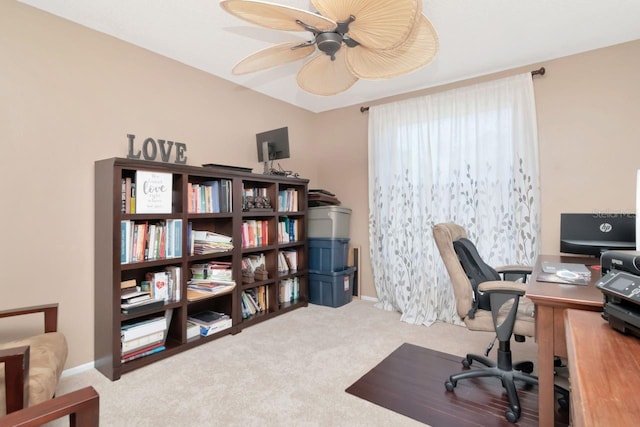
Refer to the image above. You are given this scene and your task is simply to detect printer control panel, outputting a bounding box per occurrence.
[597,270,640,302]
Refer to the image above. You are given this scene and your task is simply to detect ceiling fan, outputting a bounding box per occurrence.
[219,0,439,96]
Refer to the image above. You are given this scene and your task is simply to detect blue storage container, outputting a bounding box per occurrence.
[309,266,356,308]
[308,238,349,272]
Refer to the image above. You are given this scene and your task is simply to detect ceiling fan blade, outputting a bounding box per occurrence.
[311,0,421,50]
[297,50,358,96]
[346,15,439,80]
[220,0,336,32]
[232,41,316,75]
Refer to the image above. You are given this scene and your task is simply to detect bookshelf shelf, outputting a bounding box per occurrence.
[95,157,308,380]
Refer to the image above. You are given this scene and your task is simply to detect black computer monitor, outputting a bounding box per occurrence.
[256,127,290,174]
[560,213,636,256]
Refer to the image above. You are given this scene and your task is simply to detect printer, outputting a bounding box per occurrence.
[597,250,640,337]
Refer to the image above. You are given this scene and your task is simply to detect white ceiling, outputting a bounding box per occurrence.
[18,0,640,113]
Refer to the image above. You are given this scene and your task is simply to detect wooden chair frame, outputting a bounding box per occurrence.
[0,386,99,427]
[0,303,60,414]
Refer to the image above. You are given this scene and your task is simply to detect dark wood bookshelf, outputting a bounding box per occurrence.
[94,157,308,380]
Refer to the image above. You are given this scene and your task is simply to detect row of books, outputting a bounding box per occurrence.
[147,267,181,302]
[279,277,300,304]
[241,287,268,319]
[278,188,299,212]
[242,219,269,248]
[188,179,232,214]
[278,217,300,243]
[189,226,233,255]
[120,219,183,264]
[187,310,232,336]
[121,221,238,261]
[121,171,174,215]
[278,250,298,274]
[120,310,172,363]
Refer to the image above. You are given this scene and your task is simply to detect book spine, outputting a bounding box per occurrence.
[121,221,127,264]
[121,178,126,213]
[121,345,165,363]
[130,182,136,214]
[125,177,132,213]
[174,219,182,258]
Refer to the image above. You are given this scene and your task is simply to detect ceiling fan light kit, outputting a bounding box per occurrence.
[220,0,439,96]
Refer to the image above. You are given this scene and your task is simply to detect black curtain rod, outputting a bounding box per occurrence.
[360,67,546,113]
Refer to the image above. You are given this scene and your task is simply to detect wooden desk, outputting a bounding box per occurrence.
[525,255,603,426]
[565,309,640,426]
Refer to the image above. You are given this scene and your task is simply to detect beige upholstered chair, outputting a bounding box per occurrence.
[433,223,567,423]
[0,303,68,416]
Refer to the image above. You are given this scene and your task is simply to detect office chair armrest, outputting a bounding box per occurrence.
[495,265,533,283]
[495,265,532,275]
[478,280,526,296]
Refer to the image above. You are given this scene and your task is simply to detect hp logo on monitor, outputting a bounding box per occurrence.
[600,223,613,233]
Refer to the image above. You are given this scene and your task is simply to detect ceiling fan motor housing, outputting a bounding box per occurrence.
[316,32,343,59]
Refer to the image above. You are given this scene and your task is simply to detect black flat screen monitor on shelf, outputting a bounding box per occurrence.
[256,127,290,174]
[560,213,636,257]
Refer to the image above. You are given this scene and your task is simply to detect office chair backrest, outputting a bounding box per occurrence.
[453,237,500,317]
[433,222,503,320]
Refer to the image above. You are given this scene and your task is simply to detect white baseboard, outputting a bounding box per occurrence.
[360,295,378,303]
[61,361,95,378]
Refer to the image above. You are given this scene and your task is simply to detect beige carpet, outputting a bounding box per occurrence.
[55,300,540,426]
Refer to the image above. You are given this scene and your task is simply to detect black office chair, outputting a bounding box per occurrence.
[433,223,568,423]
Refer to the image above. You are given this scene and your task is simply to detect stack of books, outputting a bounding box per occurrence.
[187,310,232,337]
[190,261,233,281]
[186,279,236,302]
[120,311,171,363]
[189,229,233,255]
[120,280,165,314]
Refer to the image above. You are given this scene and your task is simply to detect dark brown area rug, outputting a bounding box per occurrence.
[346,343,569,426]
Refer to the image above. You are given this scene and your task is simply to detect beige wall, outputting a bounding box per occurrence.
[3,1,640,370]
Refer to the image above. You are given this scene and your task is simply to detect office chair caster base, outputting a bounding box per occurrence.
[463,353,495,369]
[444,379,456,392]
[505,407,520,423]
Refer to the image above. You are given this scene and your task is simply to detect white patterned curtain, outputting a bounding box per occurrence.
[368,73,540,325]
